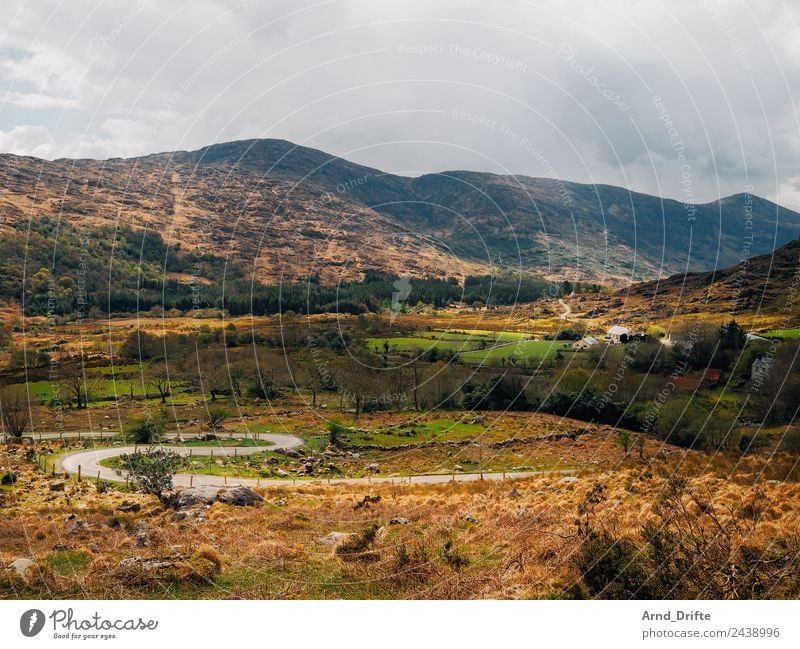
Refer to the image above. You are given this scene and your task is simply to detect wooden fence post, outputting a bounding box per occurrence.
[77,465,82,482]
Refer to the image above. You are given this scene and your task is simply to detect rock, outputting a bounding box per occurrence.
[366,462,380,474]
[317,532,354,547]
[454,464,464,472]
[172,485,263,510]
[133,522,150,548]
[275,469,290,478]
[217,486,264,507]
[117,500,141,513]
[7,558,35,579]
[266,457,279,465]
[1,471,17,485]
[50,481,66,492]
[507,488,521,498]
[63,513,77,521]
[112,553,219,585]
[171,486,220,510]
[170,508,206,523]
[350,452,361,459]
[66,520,89,534]
[560,476,579,484]
[52,544,69,552]
[463,514,478,523]
[273,498,288,507]
[389,517,410,525]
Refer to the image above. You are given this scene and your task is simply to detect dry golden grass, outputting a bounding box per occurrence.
[2,432,799,599]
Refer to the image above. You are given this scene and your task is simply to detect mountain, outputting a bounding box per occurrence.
[1,138,799,286]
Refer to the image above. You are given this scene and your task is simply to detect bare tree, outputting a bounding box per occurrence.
[148,360,172,404]
[0,388,30,438]
[60,362,90,409]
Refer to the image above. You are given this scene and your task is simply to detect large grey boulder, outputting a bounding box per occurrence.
[172,485,263,510]
[217,486,264,507]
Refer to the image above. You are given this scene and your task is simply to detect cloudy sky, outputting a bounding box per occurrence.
[1,0,800,208]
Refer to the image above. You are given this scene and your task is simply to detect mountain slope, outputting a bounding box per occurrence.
[1,138,799,285]
[572,238,800,324]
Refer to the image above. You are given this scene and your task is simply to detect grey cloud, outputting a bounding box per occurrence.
[0,0,798,208]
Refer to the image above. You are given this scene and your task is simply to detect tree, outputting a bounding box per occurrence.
[0,388,29,438]
[117,449,184,503]
[634,433,645,459]
[59,362,90,409]
[616,429,631,456]
[148,361,172,404]
[197,349,229,401]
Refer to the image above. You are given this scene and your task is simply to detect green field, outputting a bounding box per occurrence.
[367,336,482,353]
[441,328,532,342]
[337,417,486,446]
[459,340,573,366]
[763,328,800,339]
[368,329,532,355]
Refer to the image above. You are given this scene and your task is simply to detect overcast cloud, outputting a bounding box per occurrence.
[1,0,800,208]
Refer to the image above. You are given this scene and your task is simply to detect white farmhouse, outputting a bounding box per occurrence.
[605,325,631,344]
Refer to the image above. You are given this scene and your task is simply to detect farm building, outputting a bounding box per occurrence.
[605,325,631,344]
[572,335,599,350]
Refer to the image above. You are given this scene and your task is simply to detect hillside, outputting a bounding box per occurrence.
[2,138,799,286]
[572,238,800,325]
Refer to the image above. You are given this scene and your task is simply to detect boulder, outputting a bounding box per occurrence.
[454,464,464,472]
[463,514,478,523]
[366,463,380,474]
[50,481,66,492]
[217,486,264,507]
[172,485,263,510]
[560,476,579,484]
[171,486,220,510]
[117,500,141,513]
[389,517,410,525]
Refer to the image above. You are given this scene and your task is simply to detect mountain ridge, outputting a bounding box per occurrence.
[2,137,799,286]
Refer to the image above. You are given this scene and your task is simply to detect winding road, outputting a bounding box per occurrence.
[53,433,576,488]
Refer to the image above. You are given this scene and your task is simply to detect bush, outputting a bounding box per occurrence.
[123,415,162,444]
[327,420,348,447]
[575,531,653,598]
[117,449,184,503]
[205,406,230,431]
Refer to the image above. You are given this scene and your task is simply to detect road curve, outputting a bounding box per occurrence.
[55,435,576,488]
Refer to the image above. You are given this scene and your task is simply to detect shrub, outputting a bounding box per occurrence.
[205,406,230,431]
[327,420,348,447]
[123,415,162,444]
[117,449,184,503]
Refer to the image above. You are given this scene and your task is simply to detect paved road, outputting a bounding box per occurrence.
[55,435,576,488]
